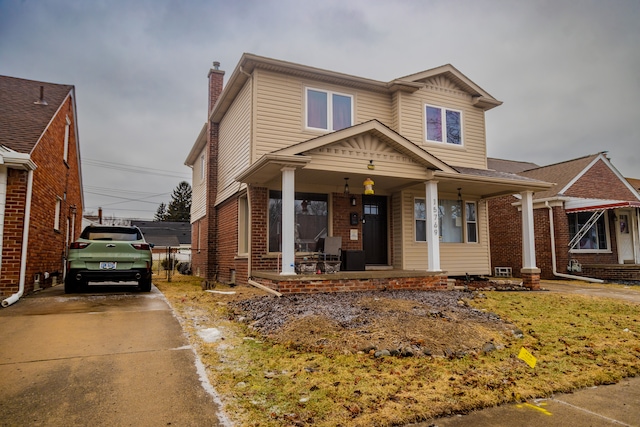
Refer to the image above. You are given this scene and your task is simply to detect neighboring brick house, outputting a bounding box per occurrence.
[184,54,553,292]
[488,153,640,282]
[0,76,83,306]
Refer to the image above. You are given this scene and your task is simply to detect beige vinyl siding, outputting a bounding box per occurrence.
[401,190,491,275]
[306,136,428,178]
[391,191,403,269]
[191,145,207,221]
[217,79,252,205]
[253,69,393,159]
[397,82,487,169]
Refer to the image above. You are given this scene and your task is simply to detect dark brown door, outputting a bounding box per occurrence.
[363,195,387,265]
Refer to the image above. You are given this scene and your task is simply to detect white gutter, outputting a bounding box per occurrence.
[546,202,604,283]
[0,166,7,273]
[2,169,34,307]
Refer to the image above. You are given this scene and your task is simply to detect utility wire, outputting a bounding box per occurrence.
[83,158,191,179]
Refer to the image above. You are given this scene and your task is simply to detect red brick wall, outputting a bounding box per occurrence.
[489,196,621,280]
[250,186,274,271]
[1,96,83,298]
[565,159,637,200]
[253,274,448,293]
[216,197,238,284]
[333,193,362,251]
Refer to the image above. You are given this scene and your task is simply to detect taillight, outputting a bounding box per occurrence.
[131,243,150,250]
[70,242,89,249]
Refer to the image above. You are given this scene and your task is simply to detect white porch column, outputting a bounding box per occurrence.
[280,167,296,275]
[521,190,537,269]
[425,180,441,272]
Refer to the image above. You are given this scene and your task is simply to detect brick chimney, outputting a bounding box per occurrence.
[205,61,224,280]
[208,61,225,116]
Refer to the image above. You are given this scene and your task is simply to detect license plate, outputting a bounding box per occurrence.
[100,262,117,270]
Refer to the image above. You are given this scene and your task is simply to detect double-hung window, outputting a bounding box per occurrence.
[414,198,477,243]
[306,88,353,132]
[425,105,462,145]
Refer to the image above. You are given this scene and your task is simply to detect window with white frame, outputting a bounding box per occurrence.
[306,88,353,132]
[569,212,608,250]
[54,197,62,231]
[414,198,477,243]
[63,116,71,162]
[269,191,328,252]
[425,105,462,145]
[238,194,249,255]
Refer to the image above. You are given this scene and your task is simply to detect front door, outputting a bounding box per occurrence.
[363,195,387,265]
[616,210,635,263]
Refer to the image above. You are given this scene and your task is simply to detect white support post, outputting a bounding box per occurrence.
[425,181,441,272]
[280,167,296,275]
[521,190,537,270]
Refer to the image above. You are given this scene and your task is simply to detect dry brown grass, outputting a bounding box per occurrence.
[155,274,640,427]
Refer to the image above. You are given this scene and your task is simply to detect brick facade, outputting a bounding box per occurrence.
[489,157,638,282]
[1,96,83,298]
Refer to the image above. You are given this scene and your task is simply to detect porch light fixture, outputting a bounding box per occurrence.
[350,196,357,206]
[344,178,350,194]
[457,188,462,203]
[367,160,375,170]
[364,177,374,195]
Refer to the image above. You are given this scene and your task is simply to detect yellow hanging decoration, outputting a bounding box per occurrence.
[363,177,374,195]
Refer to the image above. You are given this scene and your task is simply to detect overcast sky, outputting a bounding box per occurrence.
[1,0,638,220]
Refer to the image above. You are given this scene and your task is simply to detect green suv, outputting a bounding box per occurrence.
[65,225,153,293]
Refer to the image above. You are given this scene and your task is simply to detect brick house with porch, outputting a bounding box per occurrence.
[488,153,640,282]
[185,54,553,293]
[0,76,83,306]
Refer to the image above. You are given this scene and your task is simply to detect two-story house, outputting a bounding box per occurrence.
[185,54,552,293]
[0,75,83,306]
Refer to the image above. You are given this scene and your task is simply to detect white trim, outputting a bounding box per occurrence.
[304,86,354,132]
[424,103,464,146]
[425,181,441,272]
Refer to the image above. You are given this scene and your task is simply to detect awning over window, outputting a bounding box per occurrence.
[565,198,640,213]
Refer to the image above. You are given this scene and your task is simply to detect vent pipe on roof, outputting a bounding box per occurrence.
[34,86,48,106]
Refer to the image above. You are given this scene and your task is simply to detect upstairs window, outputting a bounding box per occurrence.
[425,105,462,145]
[306,88,352,132]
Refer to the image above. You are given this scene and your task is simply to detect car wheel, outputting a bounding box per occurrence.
[138,277,152,292]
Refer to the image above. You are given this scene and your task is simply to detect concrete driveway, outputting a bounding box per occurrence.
[0,284,228,427]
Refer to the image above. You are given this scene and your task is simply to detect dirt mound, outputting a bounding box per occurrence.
[229,290,519,357]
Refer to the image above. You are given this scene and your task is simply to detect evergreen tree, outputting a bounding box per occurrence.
[154,202,168,221]
[166,181,191,222]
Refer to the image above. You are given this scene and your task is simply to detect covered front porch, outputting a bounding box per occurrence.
[236,121,554,292]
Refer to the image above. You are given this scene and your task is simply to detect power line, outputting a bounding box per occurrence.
[83,158,191,179]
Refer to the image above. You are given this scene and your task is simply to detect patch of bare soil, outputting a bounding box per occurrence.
[228,290,520,357]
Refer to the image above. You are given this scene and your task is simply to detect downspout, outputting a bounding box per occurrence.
[546,202,604,283]
[2,169,35,307]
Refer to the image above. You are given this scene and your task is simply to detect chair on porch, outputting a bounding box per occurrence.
[317,236,342,273]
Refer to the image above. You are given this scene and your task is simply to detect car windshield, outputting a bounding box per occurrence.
[81,227,142,241]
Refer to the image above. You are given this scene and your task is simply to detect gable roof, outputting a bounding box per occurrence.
[487,158,539,174]
[211,53,503,123]
[627,177,640,192]
[395,64,502,110]
[511,152,640,204]
[0,75,75,154]
[131,221,192,246]
[274,120,457,173]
